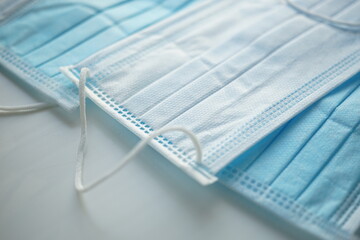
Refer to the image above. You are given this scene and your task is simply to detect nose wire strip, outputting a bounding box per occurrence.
[284,0,360,31]
[75,68,203,193]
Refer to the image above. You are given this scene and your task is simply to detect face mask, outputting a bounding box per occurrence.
[62,0,288,183]
[62,0,360,181]
[60,0,360,239]
[0,0,197,110]
[218,71,360,240]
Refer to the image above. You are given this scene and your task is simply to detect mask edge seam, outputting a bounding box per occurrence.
[218,168,350,239]
[0,47,77,110]
[205,49,360,171]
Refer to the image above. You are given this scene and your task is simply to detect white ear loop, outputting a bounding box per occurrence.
[76,68,203,193]
[284,0,360,31]
[0,102,55,114]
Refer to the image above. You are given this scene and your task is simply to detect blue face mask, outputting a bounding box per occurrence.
[0,0,197,110]
[218,72,360,240]
[61,0,360,239]
[62,0,360,178]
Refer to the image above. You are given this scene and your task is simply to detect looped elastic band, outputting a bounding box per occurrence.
[76,68,203,193]
[0,102,55,114]
[284,0,360,31]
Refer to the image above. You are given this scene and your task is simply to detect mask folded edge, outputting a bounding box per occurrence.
[207,49,360,173]
[0,47,78,110]
[218,168,351,240]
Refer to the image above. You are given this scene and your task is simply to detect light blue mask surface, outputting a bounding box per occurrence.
[218,72,360,240]
[61,0,360,239]
[0,0,197,110]
[2,0,358,239]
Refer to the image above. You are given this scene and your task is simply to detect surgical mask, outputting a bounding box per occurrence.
[60,0,360,239]
[62,0,360,180]
[0,0,198,110]
[218,72,360,240]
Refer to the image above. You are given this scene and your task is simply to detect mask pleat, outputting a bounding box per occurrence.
[84,0,243,102]
[16,0,151,57]
[0,0,196,110]
[64,0,360,176]
[14,0,169,56]
[270,86,360,197]
[164,27,358,170]
[2,3,95,55]
[132,0,351,130]
[245,81,360,184]
[219,74,360,228]
[122,3,299,116]
[26,3,171,75]
[89,0,310,113]
[297,124,360,220]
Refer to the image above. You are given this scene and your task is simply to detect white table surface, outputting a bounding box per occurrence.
[0,70,321,240]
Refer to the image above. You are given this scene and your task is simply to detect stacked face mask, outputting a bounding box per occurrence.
[0,0,197,110]
[61,0,360,239]
[218,72,360,240]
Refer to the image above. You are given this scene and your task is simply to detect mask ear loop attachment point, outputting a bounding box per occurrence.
[284,0,360,31]
[76,68,203,193]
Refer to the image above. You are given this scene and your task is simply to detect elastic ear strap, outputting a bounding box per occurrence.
[0,102,55,114]
[75,68,202,193]
[284,0,360,31]
[75,68,89,192]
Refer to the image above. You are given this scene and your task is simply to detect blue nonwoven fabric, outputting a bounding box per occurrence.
[0,0,197,110]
